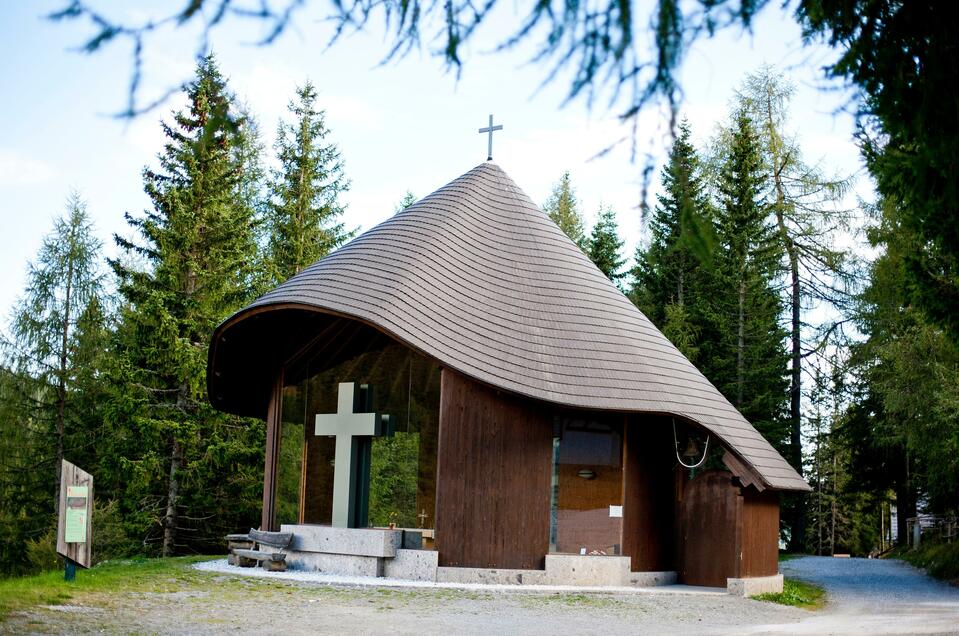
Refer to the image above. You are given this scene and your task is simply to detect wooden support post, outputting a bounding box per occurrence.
[261,369,284,532]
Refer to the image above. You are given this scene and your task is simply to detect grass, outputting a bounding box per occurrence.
[0,556,511,622]
[752,578,826,609]
[778,553,805,562]
[0,556,219,620]
[891,541,959,585]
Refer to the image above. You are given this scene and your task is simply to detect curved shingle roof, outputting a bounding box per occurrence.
[208,161,809,492]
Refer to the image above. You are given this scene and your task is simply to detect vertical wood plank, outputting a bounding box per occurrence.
[261,368,284,532]
[434,369,552,569]
[679,470,741,587]
[740,488,780,577]
[621,417,676,571]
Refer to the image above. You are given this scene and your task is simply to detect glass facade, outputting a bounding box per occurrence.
[272,319,635,560]
[275,327,441,533]
[550,415,624,555]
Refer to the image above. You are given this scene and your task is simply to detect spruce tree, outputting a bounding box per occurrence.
[544,172,587,248]
[631,119,715,361]
[111,54,263,556]
[267,81,352,284]
[587,205,626,283]
[712,108,789,454]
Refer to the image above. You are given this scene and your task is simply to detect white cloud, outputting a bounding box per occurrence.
[0,149,53,186]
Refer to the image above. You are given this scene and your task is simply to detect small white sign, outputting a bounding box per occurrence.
[609,505,623,518]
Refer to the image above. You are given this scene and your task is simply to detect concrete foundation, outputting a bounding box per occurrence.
[436,566,547,585]
[543,554,631,586]
[726,573,784,597]
[259,526,765,594]
[384,549,439,582]
[280,550,383,577]
[627,571,678,587]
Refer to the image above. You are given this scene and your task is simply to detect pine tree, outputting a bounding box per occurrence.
[111,54,263,556]
[267,81,353,284]
[544,172,587,248]
[587,205,626,283]
[712,108,789,453]
[631,119,715,361]
[7,193,105,507]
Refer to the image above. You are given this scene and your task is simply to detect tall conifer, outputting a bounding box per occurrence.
[587,205,626,283]
[267,82,352,283]
[8,193,104,506]
[111,55,263,556]
[711,109,789,453]
[631,120,715,361]
[544,172,587,249]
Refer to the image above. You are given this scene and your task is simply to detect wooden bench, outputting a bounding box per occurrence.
[232,548,288,572]
[225,529,294,571]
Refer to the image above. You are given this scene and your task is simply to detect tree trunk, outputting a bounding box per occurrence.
[830,451,836,555]
[736,278,745,407]
[815,418,823,556]
[895,451,916,546]
[165,253,196,557]
[163,433,184,557]
[787,247,806,551]
[54,245,75,513]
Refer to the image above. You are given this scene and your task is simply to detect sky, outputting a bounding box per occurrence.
[0,1,871,320]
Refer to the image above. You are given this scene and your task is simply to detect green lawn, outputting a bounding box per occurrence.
[0,556,216,619]
[753,578,826,609]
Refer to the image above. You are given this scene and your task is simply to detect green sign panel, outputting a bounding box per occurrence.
[64,485,88,543]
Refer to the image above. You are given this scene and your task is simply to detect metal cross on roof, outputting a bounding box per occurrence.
[478,114,503,161]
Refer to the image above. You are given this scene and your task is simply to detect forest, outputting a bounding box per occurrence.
[1,5,957,576]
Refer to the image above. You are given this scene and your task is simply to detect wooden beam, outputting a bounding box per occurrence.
[722,450,766,492]
[261,368,284,532]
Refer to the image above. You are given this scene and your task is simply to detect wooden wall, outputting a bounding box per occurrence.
[434,369,553,569]
[621,418,676,572]
[679,470,742,587]
[740,488,780,577]
[678,469,781,586]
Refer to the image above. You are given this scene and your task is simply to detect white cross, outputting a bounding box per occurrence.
[478,114,503,161]
[315,383,389,528]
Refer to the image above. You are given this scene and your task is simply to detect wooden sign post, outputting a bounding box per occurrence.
[56,460,93,581]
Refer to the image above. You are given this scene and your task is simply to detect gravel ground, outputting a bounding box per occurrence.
[4,556,957,635]
[2,565,804,636]
[754,555,959,635]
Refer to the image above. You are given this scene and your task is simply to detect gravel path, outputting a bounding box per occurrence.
[749,556,959,635]
[4,556,957,635]
[2,564,805,636]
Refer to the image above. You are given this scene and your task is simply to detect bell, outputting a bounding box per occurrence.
[682,438,700,461]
